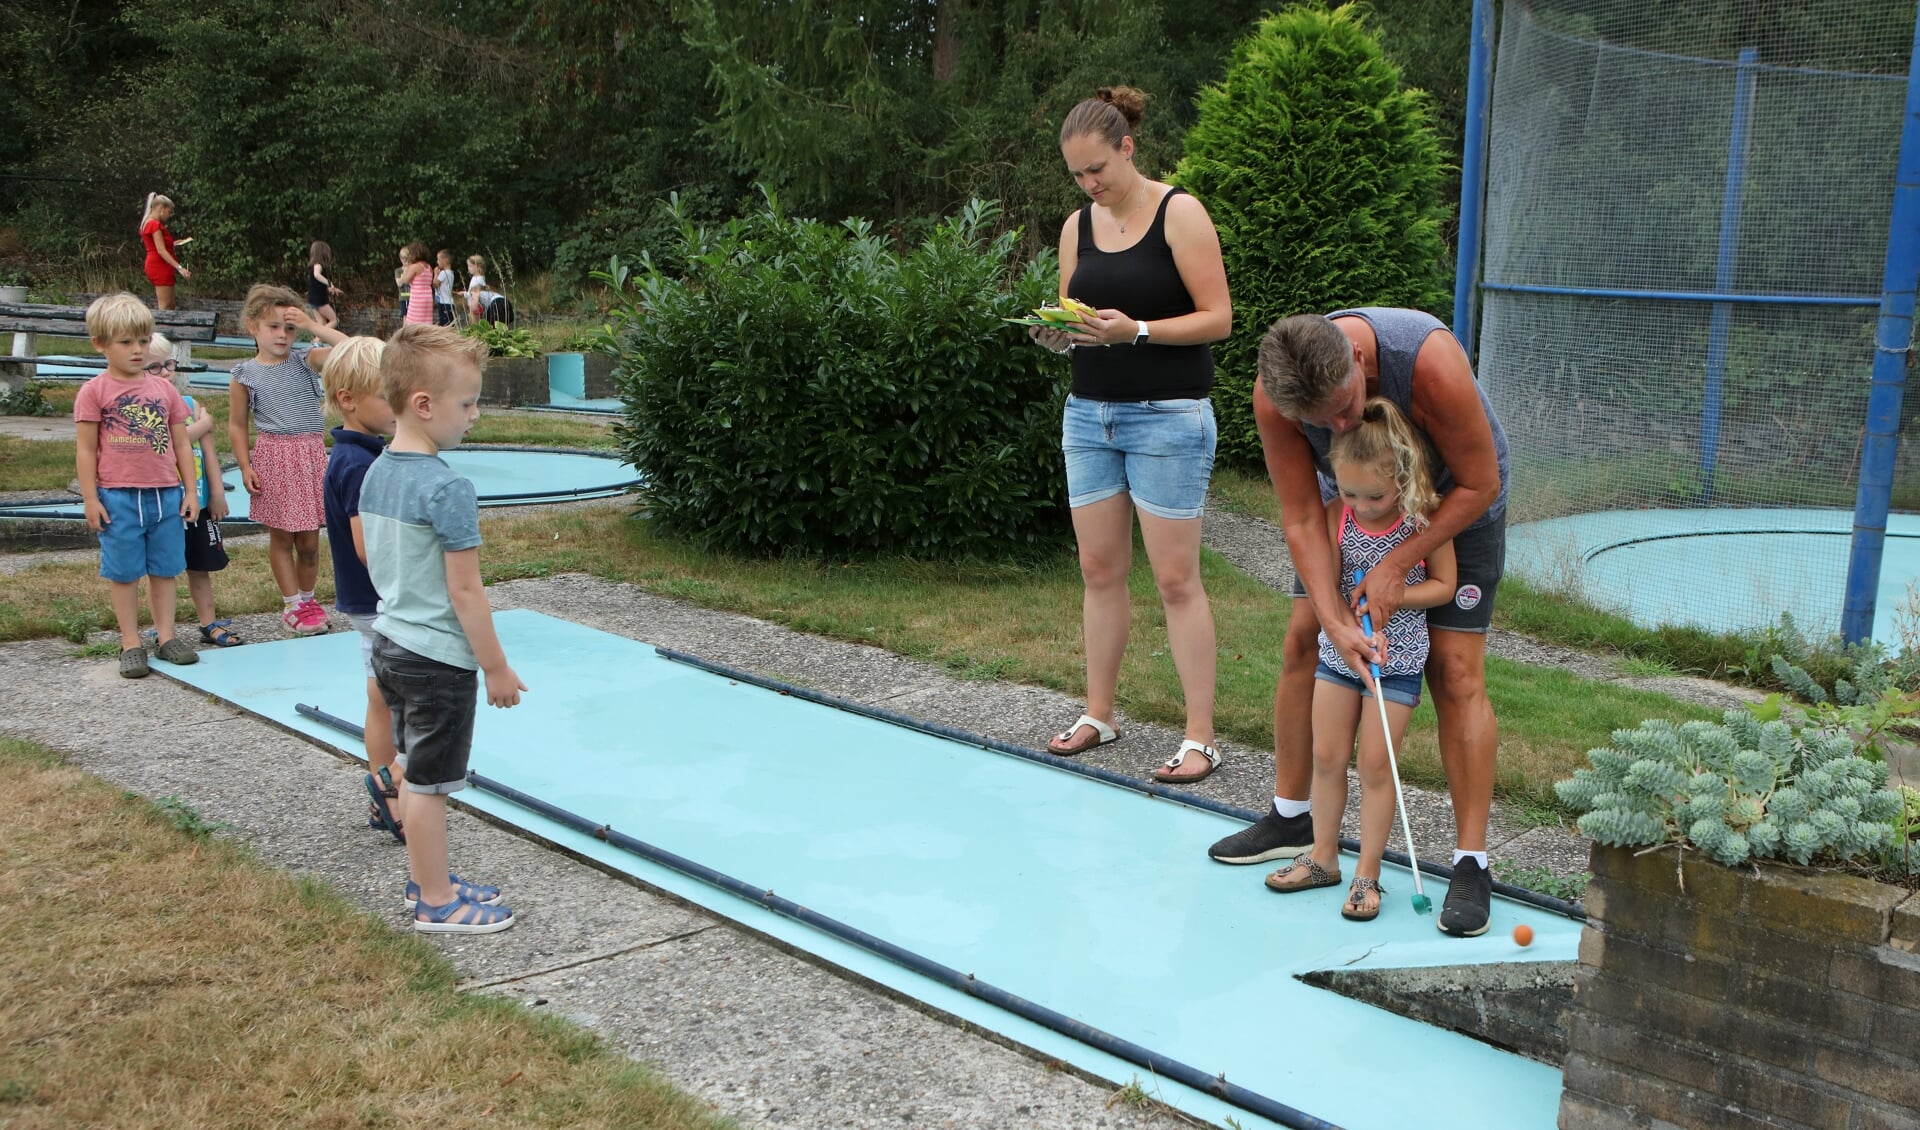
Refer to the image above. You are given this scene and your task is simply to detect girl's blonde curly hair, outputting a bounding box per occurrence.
[1328,397,1439,527]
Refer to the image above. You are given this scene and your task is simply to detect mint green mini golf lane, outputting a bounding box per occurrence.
[162,610,1576,1130]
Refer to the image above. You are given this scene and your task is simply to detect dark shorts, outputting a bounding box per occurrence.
[183,517,229,573]
[1291,511,1507,633]
[434,302,454,326]
[371,634,476,795]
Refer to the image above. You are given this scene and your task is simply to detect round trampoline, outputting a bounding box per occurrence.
[0,448,640,521]
[1508,508,1920,643]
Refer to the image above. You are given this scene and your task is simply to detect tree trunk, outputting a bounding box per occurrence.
[932,0,965,84]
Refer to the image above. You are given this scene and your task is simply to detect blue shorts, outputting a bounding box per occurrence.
[97,486,187,583]
[1315,659,1424,708]
[1062,395,1217,520]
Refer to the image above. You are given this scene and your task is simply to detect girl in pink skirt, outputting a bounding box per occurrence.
[227,284,349,635]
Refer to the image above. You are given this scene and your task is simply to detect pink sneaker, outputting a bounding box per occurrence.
[283,599,328,636]
[295,598,330,634]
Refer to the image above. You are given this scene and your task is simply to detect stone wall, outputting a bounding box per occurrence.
[1560,844,1920,1129]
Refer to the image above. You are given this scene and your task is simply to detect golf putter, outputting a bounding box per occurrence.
[1353,567,1434,915]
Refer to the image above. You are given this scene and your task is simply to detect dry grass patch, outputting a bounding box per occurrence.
[0,735,734,1129]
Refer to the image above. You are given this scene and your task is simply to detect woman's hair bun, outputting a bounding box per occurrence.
[1095,85,1147,129]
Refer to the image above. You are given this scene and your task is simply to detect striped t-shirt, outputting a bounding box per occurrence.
[232,345,324,435]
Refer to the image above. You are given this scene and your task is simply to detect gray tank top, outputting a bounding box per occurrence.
[1299,307,1509,530]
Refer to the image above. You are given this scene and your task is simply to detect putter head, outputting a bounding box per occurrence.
[1412,893,1434,915]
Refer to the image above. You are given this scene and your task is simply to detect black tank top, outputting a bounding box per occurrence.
[1066,187,1214,401]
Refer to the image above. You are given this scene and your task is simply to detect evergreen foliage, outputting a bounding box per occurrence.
[604,196,1069,558]
[1173,4,1452,467]
[1555,703,1904,869]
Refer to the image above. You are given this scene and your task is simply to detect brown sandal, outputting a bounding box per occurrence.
[1151,740,1220,785]
[1265,853,1341,893]
[1047,713,1118,756]
[1341,876,1386,921]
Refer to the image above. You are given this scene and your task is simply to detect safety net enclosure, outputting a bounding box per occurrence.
[1479,0,1920,639]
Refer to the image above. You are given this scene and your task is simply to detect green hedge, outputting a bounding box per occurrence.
[607,197,1070,558]
[1174,3,1452,467]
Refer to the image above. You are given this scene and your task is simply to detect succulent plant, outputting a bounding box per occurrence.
[1556,705,1902,869]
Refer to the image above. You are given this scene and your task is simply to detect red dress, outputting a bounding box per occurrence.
[142,219,177,287]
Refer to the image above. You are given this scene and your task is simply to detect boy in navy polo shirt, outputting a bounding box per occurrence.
[322,338,406,841]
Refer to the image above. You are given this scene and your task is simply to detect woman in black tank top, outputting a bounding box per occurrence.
[1032,86,1234,785]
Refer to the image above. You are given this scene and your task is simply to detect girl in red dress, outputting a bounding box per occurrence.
[140,193,190,309]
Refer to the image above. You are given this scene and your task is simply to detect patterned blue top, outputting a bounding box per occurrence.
[1317,507,1430,679]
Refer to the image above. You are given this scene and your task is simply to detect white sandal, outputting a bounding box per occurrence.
[1152,740,1221,784]
[1048,713,1118,755]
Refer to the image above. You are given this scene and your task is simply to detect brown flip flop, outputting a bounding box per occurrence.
[1266,853,1342,893]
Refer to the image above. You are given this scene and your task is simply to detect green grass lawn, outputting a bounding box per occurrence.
[0,452,1717,817]
[3,384,615,494]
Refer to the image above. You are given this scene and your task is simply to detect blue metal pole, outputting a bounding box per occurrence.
[1841,9,1920,644]
[1702,47,1758,504]
[1451,0,1495,358]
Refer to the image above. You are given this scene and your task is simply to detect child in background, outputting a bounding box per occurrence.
[308,241,344,328]
[227,284,347,636]
[155,333,241,647]
[433,249,456,326]
[322,338,405,842]
[400,242,433,326]
[462,254,487,323]
[363,324,525,933]
[73,294,199,678]
[1263,398,1456,922]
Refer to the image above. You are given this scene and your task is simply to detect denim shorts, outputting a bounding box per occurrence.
[371,634,476,795]
[1061,395,1217,520]
[97,486,186,583]
[1315,659,1424,708]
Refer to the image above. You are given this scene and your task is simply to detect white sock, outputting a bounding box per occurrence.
[283,594,299,608]
[297,589,314,605]
[1453,850,1489,870]
[1273,796,1312,819]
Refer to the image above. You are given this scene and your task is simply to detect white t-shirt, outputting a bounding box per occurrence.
[435,268,455,305]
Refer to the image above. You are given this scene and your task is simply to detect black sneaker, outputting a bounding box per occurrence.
[1438,856,1492,937]
[1208,809,1314,864]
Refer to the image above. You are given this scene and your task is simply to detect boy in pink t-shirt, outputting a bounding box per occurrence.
[74,293,201,678]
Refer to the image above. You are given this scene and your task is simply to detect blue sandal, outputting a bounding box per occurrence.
[364,768,406,844]
[199,619,243,647]
[413,893,515,935]
[404,873,502,910]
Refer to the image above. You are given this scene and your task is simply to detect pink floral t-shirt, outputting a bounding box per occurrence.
[73,372,189,488]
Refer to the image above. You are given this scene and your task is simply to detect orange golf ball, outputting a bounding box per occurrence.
[1513,924,1534,947]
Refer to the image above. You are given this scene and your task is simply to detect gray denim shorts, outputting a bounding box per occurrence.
[370,634,476,795]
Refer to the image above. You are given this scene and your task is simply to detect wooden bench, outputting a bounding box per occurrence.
[0,301,218,389]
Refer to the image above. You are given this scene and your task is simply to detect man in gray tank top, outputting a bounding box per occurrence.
[1205,308,1509,939]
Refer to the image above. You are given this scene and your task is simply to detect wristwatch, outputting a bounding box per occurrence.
[1133,320,1151,346]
